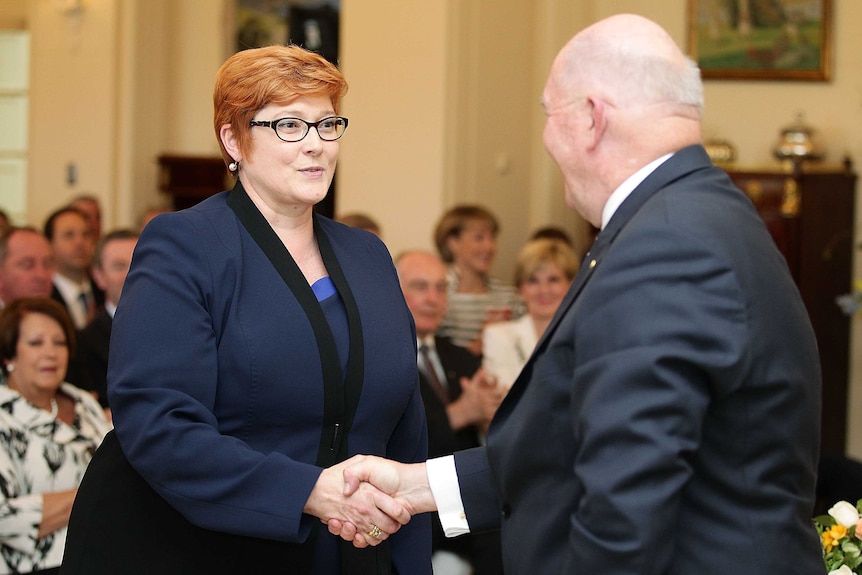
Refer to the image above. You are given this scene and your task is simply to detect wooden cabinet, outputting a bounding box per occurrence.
[725,165,857,454]
[157,155,231,211]
[156,154,336,217]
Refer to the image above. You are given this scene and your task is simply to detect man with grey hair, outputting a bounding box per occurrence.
[333,14,823,574]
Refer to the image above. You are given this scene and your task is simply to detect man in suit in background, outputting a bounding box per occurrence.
[70,194,104,240]
[395,250,503,575]
[0,226,55,306]
[68,229,138,413]
[44,205,104,329]
[336,14,824,574]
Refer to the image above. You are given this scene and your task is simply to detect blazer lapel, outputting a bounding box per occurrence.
[491,230,612,420]
[490,145,713,424]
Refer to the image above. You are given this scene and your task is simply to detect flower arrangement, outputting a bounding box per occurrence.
[814,500,862,574]
[835,279,862,316]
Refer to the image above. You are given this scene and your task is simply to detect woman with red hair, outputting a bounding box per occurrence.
[62,45,430,574]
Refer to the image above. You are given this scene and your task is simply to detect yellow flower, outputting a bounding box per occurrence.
[822,524,848,552]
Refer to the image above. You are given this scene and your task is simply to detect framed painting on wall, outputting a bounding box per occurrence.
[687,0,831,80]
[235,0,339,64]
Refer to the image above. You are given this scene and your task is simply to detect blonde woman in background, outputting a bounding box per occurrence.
[482,238,578,391]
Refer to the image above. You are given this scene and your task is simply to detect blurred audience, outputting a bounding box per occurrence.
[0,298,111,574]
[0,227,55,307]
[44,207,103,329]
[434,205,523,356]
[67,230,139,413]
[483,238,578,391]
[396,250,504,575]
[69,195,103,240]
[0,210,11,235]
[529,225,573,247]
[137,205,172,232]
[337,212,382,237]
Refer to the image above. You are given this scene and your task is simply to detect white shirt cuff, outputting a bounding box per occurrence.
[426,455,471,537]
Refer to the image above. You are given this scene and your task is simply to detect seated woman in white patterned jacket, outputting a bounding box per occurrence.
[0,298,111,575]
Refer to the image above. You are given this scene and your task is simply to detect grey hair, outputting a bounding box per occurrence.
[559,36,704,117]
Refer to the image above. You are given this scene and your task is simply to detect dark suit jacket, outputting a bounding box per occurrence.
[51,277,105,320]
[454,146,824,574]
[421,335,482,459]
[420,336,503,575]
[419,336,503,575]
[68,310,112,407]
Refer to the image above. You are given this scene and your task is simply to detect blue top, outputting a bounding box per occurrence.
[311,276,338,302]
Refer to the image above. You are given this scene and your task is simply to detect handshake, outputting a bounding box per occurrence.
[304,455,437,548]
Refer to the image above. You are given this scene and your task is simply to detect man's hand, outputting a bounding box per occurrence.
[304,455,410,547]
[327,456,438,547]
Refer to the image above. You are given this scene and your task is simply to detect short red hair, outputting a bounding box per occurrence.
[213,45,348,167]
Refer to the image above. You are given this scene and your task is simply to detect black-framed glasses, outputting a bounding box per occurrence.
[249,116,348,142]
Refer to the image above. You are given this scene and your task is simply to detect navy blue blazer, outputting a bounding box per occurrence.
[107,192,430,572]
[454,146,824,574]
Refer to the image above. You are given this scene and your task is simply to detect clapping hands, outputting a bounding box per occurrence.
[448,368,505,433]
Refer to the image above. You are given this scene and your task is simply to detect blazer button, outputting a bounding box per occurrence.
[501,503,511,518]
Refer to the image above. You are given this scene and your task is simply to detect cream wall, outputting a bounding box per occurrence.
[336,2,450,260]
[11,0,227,230]
[4,0,862,455]
[26,0,120,228]
[338,0,577,274]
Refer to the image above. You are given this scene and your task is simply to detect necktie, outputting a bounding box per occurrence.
[419,344,449,405]
[77,290,95,327]
[78,291,89,316]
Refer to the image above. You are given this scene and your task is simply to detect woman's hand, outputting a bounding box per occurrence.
[39,488,78,538]
[304,455,411,546]
[328,457,436,548]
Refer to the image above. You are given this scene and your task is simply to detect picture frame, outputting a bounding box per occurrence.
[687,0,831,81]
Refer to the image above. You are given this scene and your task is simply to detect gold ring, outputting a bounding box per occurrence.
[368,525,382,539]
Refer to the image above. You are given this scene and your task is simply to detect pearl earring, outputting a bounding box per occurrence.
[5,362,13,373]
[228,161,239,173]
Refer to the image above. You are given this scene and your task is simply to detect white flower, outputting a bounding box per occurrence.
[829,501,861,528]
[828,566,855,575]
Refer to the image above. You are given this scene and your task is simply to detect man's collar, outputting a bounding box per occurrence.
[601,153,673,229]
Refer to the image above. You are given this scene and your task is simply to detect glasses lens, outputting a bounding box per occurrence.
[272,117,348,142]
[275,119,309,142]
[317,117,347,141]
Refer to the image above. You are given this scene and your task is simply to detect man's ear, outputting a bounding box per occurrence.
[91,266,107,292]
[585,96,608,150]
[220,123,240,162]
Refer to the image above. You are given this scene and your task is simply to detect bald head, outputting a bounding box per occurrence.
[396,251,449,339]
[541,14,704,226]
[552,14,702,116]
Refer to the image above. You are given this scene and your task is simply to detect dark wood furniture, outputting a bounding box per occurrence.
[725,163,857,454]
[156,154,336,217]
[157,155,231,211]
